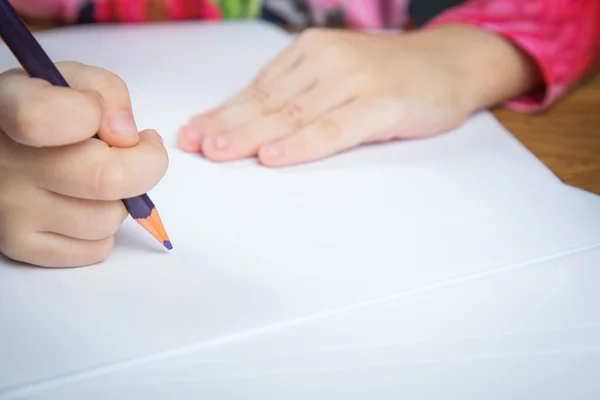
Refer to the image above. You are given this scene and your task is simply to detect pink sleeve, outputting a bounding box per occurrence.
[426,0,600,112]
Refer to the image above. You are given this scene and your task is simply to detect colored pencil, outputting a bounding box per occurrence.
[0,0,172,250]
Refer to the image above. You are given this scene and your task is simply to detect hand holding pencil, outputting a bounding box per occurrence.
[0,60,169,268]
[0,0,172,268]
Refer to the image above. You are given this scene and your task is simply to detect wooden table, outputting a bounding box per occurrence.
[494,74,600,195]
[24,22,600,195]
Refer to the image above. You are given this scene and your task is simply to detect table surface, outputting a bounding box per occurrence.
[20,22,600,195]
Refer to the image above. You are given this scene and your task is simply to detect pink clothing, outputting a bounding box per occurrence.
[10,0,600,112]
[309,0,410,28]
[429,0,600,112]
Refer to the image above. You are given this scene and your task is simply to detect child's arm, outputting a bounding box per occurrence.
[426,0,600,112]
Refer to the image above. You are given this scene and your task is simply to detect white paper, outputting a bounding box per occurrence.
[140,242,600,368]
[33,351,600,400]
[11,240,598,399]
[12,243,600,399]
[21,336,600,400]
[1,20,599,396]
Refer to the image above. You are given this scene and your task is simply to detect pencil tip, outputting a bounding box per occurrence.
[133,207,172,251]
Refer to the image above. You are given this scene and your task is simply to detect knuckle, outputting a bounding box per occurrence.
[0,67,24,77]
[93,160,125,200]
[251,87,279,114]
[205,110,233,134]
[250,85,270,102]
[316,118,343,142]
[281,103,304,128]
[57,61,121,89]
[244,84,270,107]
[91,236,115,264]
[0,68,27,87]
[216,92,268,131]
[13,94,49,146]
[253,66,274,85]
[55,60,84,71]
[90,201,127,239]
[84,67,128,93]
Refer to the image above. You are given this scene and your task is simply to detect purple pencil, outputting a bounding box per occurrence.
[0,0,172,250]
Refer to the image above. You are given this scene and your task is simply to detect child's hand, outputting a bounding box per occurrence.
[178,24,539,167]
[0,62,168,268]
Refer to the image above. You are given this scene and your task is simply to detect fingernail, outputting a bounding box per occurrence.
[212,135,230,150]
[182,125,203,144]
[262,143,282,158]
[107,111,138,137]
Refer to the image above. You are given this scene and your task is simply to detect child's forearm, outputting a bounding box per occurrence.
[423,0,600,113]
[409,23,543,114]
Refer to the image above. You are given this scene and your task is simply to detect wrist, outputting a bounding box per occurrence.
[407,23,543,113]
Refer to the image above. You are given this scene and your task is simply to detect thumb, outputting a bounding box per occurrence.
[56,61,140,148]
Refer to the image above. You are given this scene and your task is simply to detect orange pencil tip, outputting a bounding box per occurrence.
[135,208,173,250]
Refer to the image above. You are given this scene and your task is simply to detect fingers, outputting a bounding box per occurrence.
[56,62,139,148]
[178,44,313,152]
[219,45,302,109]
[1,232,114,268]
[209,66,316,132]
[180,61,316,151]
[258,99,399,167]
[0,62,139,149]
[199,111,298,161]
[251,43,302,88]
[0,177,127,269]
[39,191,128,241]
[178,28,403,167]
[200,81,356,161]
[188,44,302,132]
[20,129,168,200]
[0,189,123,268]
[177,108,219,153]
[256,61,317,113]
[0,68,103,147]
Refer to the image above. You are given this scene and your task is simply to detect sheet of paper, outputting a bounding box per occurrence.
[30,351,600,400]
[14,241,600,399]
[138,241,600,368]
[1,20,599,396]
[19,333,600,399]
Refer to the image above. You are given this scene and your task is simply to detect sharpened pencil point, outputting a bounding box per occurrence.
[133,207,172,251]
